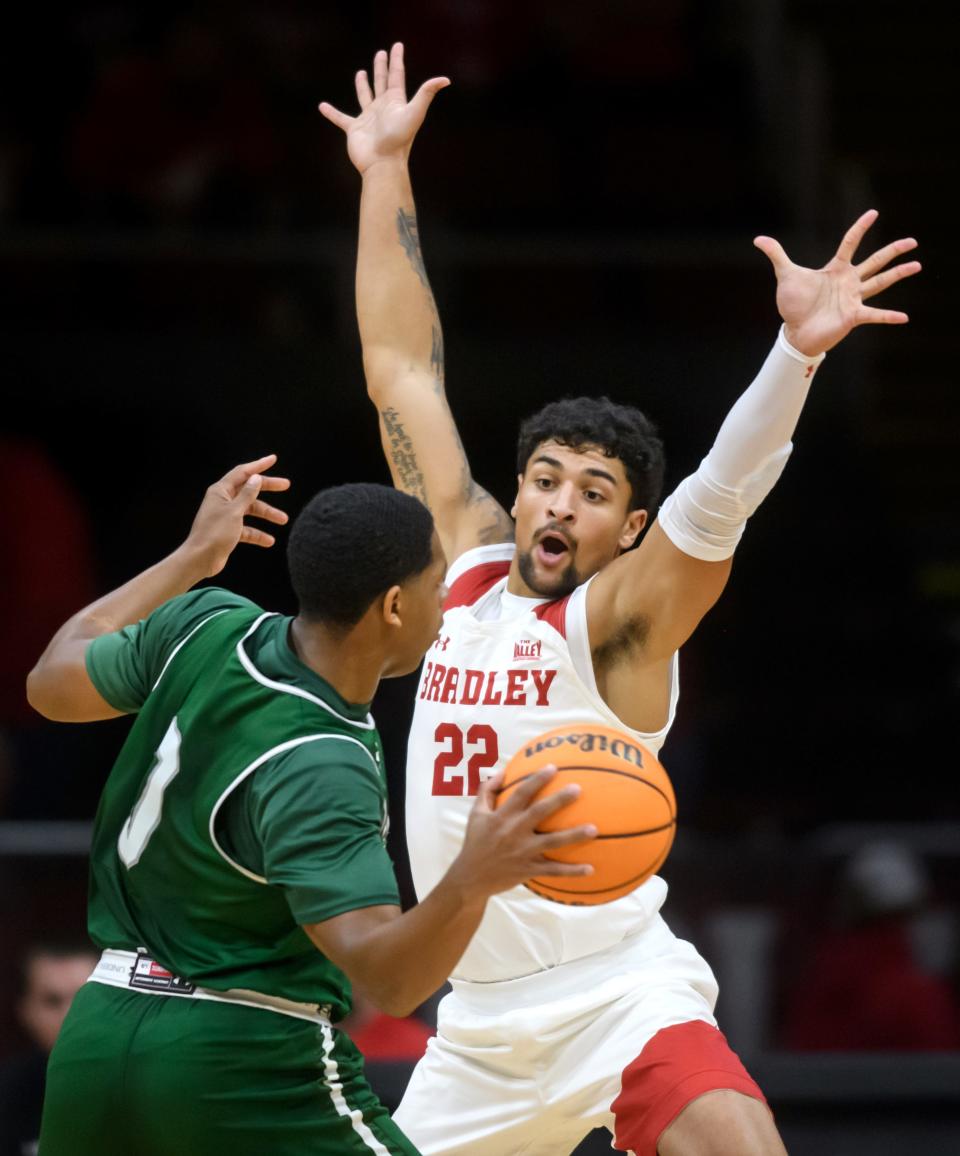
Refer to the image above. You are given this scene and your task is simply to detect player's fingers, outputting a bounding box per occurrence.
[373,48,388,97]
[389,41,406,93]
[835,208,878,264]
[498,766,557,811]
[533,859,595,877]
[318,101,354,131]
[355,70,373,109]
[485,769,505,793]
[856,236,918,279]
[247,499,289,526]
[752,235,791,276]
[239,525,277,549]
[221,455,277,492]
[538,824,598,849]
[414,76,455,119]
[231,474,264,512]
[526,784,582,826]
[256,473,291,492]
[860,259,922,301]
[854,304,910,326]
[412,76,452,113]
[472,770,504,813]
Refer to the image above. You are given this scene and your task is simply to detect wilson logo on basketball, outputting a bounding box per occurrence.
[513,639,542,661]
[523,729,647,768]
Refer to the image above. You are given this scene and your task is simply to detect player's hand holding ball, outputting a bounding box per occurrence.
[453,765,598,900]
[496,724,677,905]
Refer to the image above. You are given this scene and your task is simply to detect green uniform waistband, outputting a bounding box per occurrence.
[90,949,333,1024]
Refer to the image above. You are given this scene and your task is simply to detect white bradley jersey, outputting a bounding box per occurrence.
[405,543,680,983]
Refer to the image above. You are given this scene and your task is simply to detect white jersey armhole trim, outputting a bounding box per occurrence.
[445,542,516,587]
[237,614,375,730]
[209,734,380,883]
[565,578,600,696]
[566,578,681,737]
[151,608,233,691]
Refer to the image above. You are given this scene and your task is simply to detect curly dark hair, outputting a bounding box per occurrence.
[287,483,435,626]
[516,396,666,512]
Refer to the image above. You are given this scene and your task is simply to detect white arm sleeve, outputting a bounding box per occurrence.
[658,326,825,561]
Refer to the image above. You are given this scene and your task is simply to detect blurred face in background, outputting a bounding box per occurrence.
[18,951,96,1053]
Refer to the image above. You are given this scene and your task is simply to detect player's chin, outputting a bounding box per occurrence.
[387,648,427,679]
[524,556,580,599]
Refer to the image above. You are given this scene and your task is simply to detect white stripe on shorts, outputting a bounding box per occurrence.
[319,1021,391,1155]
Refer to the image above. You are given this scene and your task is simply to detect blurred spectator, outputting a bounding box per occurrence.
[0,939,97,1156]
[68,10,281,228]
[779,840,960,1051]
[339,990,434,1062]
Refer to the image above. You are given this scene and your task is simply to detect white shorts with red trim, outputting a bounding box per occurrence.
[393,916,765,1156]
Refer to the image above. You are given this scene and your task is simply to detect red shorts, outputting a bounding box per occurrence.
[611,1020,768,1155]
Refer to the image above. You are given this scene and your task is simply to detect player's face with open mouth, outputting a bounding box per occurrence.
[512,442,641,598]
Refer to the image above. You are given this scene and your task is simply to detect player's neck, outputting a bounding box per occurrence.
[288,617,379,706]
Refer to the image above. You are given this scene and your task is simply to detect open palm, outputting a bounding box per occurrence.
[319,42,450,173]
[754,210,921,356]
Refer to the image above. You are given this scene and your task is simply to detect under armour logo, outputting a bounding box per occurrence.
[435,636,450,652]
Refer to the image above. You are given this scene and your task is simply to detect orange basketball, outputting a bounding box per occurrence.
[495,723,676,905]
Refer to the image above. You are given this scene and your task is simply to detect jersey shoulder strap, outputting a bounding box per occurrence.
[444,543,515,611]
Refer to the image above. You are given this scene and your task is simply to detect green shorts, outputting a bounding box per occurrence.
[39,982,420,1155]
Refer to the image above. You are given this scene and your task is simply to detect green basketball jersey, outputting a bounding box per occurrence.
[84,588,400,1019]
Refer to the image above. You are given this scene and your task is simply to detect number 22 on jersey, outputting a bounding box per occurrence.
[432,722,498,796]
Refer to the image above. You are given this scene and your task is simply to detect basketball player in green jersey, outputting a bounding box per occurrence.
[27,454,596,1156]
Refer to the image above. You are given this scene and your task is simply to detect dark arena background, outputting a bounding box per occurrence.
[2,3,958,1153]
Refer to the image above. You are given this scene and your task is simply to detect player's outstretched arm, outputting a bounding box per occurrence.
[319,42,513,564]
[589,210,922,667]
[26,456,290,723]
[304,769,596,1017]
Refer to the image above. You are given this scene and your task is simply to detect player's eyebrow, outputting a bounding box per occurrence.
[532,454,564,471]
[532,454,620,487]
[582,466,619,486]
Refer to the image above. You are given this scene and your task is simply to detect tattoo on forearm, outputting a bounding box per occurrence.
[397,208,430,289]
[475,498,516,545]
[380,407,428,507]
[449,407,515,543]
[431,324,445,378]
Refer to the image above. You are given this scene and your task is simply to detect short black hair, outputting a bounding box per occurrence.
[287,483,435,626]
[516,396,666,513]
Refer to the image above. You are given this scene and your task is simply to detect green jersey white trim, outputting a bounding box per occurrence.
[151,608,233,691]
[209,734,382,883]
[237,614,376,730]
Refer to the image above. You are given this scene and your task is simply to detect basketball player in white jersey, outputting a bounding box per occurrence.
[319,43,921,1156]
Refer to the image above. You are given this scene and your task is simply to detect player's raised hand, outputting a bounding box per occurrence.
[753,209,921,357]
[318,42,450,173]
[184,454,291,577]
[451,767,597,899]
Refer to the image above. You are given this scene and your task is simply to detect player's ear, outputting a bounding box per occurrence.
[619,508,647,551]
[380,585,403,628]
[511,473,523,518]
